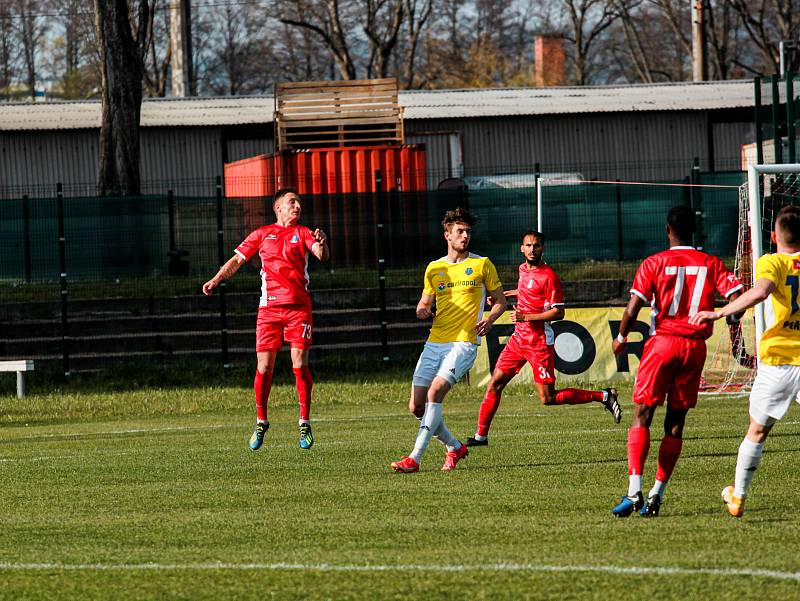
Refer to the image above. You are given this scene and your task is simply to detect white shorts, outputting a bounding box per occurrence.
[412,341,478,387]
[749,363,800,424]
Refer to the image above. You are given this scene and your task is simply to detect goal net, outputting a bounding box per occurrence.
[702,164,800,393]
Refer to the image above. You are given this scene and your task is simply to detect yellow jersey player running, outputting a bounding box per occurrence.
[691,205,800,517]
[391,207,506,473]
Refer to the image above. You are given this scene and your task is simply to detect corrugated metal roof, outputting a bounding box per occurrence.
[0,80,754,131]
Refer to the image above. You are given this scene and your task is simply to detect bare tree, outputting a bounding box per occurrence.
[142,1,171,97]
[15,0,48,100]
[730,0,800,75]
[0,3,20,99]
[402,0,433,88]
[277,0,358,79]
[93,0,151,196]
[561,0,619,84]
[364,0,404,78]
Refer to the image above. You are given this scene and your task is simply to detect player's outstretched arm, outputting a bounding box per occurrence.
[311,229,330,262]
[613,294,646,354]
[689,279,774,325]
[202,254,245,296]
[416,293,435,320]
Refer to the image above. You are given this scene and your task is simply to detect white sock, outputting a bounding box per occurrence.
[628,475,642,497]
[473,433,487,442]
[649,480,667,499]
[298,419,310,426]
[257,419,267,425]
[433,422,459,452]
[734,438,763,498]
[410,402,442,463]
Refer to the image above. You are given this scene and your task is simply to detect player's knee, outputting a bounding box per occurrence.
[408,399,423,417]
[256,362,272,375]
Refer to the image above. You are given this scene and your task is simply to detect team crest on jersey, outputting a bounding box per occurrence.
[437,282,446,291]
[465,267,473,275]
[794,259,800,271]
[290,234,299,243]
[527,278,535,288]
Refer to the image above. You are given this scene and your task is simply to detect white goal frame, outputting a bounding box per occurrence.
[746,163,800,350]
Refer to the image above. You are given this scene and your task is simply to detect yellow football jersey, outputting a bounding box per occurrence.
[756,252,800,365]
[423,253,502,344]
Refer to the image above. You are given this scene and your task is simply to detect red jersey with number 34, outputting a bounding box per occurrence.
[631,246,743,340]
[234,223,318,308]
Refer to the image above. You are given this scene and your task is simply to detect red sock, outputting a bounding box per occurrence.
[554,388,604,405]
[293,366,313,421]
[477,390,501,437]
[254,369,272,422]
[655,435,683,483]
[627,426,650,476]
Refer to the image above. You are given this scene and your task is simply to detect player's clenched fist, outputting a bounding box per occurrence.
[416,306,433,319]
[202,279,218,296]
[313,228,328,246]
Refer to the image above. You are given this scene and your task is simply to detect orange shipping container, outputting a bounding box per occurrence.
[224,145,427,198]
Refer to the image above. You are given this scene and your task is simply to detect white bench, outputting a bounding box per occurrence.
[0,360,34,398]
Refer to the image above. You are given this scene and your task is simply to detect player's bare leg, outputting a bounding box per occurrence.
[540,384,622,424]
[467,368,514,446]
[641,406,687,517]
[290,347,314,449]
[249,350,277,450]
[613,403,656,517]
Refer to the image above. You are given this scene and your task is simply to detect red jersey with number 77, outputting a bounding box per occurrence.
[631,246,743,340]
[234,223,319,308]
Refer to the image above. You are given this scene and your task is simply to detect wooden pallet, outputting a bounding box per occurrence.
[275,78,404,150]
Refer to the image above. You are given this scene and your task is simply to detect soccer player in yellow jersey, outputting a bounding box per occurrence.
[391,207,506,473]
[691,205,800,517]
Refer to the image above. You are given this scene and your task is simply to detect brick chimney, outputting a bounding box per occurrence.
[534,35,566,87]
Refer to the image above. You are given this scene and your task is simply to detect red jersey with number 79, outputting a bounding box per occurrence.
[234,223,319,308]
[631,246,743,340]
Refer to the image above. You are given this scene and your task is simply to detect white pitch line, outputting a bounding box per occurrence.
[0,562,797,582]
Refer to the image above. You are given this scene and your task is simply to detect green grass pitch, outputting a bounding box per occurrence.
[2,377,800,600]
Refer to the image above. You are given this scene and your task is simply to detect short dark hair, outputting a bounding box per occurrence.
[441,207,476,230]
[667,205,696,241]
[522,230,545,244]
[273,187,299,204]
[776,204,800,245]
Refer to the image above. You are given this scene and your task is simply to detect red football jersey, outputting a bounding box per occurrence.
[235,224,318,307]
[631,246,743,339]
[513,262,564,345]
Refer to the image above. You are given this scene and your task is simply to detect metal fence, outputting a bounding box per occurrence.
[0,165,745,374]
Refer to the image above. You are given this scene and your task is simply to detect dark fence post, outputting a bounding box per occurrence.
[167,189,176,253]
[787,71,796,164]
[689,158,703,250]
[22,194,31,283]
[754,77,764,165]
[216,176,229,368]
[375,170,389,363]
[57,183,69,377]
[771,74,783,164]
[615,179,623,261]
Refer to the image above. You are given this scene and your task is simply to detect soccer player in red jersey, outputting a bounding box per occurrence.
[611,206,742,517]
[466,231,622,448]
[202,188,329,451]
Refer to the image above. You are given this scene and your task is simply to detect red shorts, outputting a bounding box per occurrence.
[633,334,707,410]
[256,305,313,352]
[495,333,555,384]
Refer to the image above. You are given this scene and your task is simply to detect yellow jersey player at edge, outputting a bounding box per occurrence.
[391,207,507,473]
[691,204,800,517]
